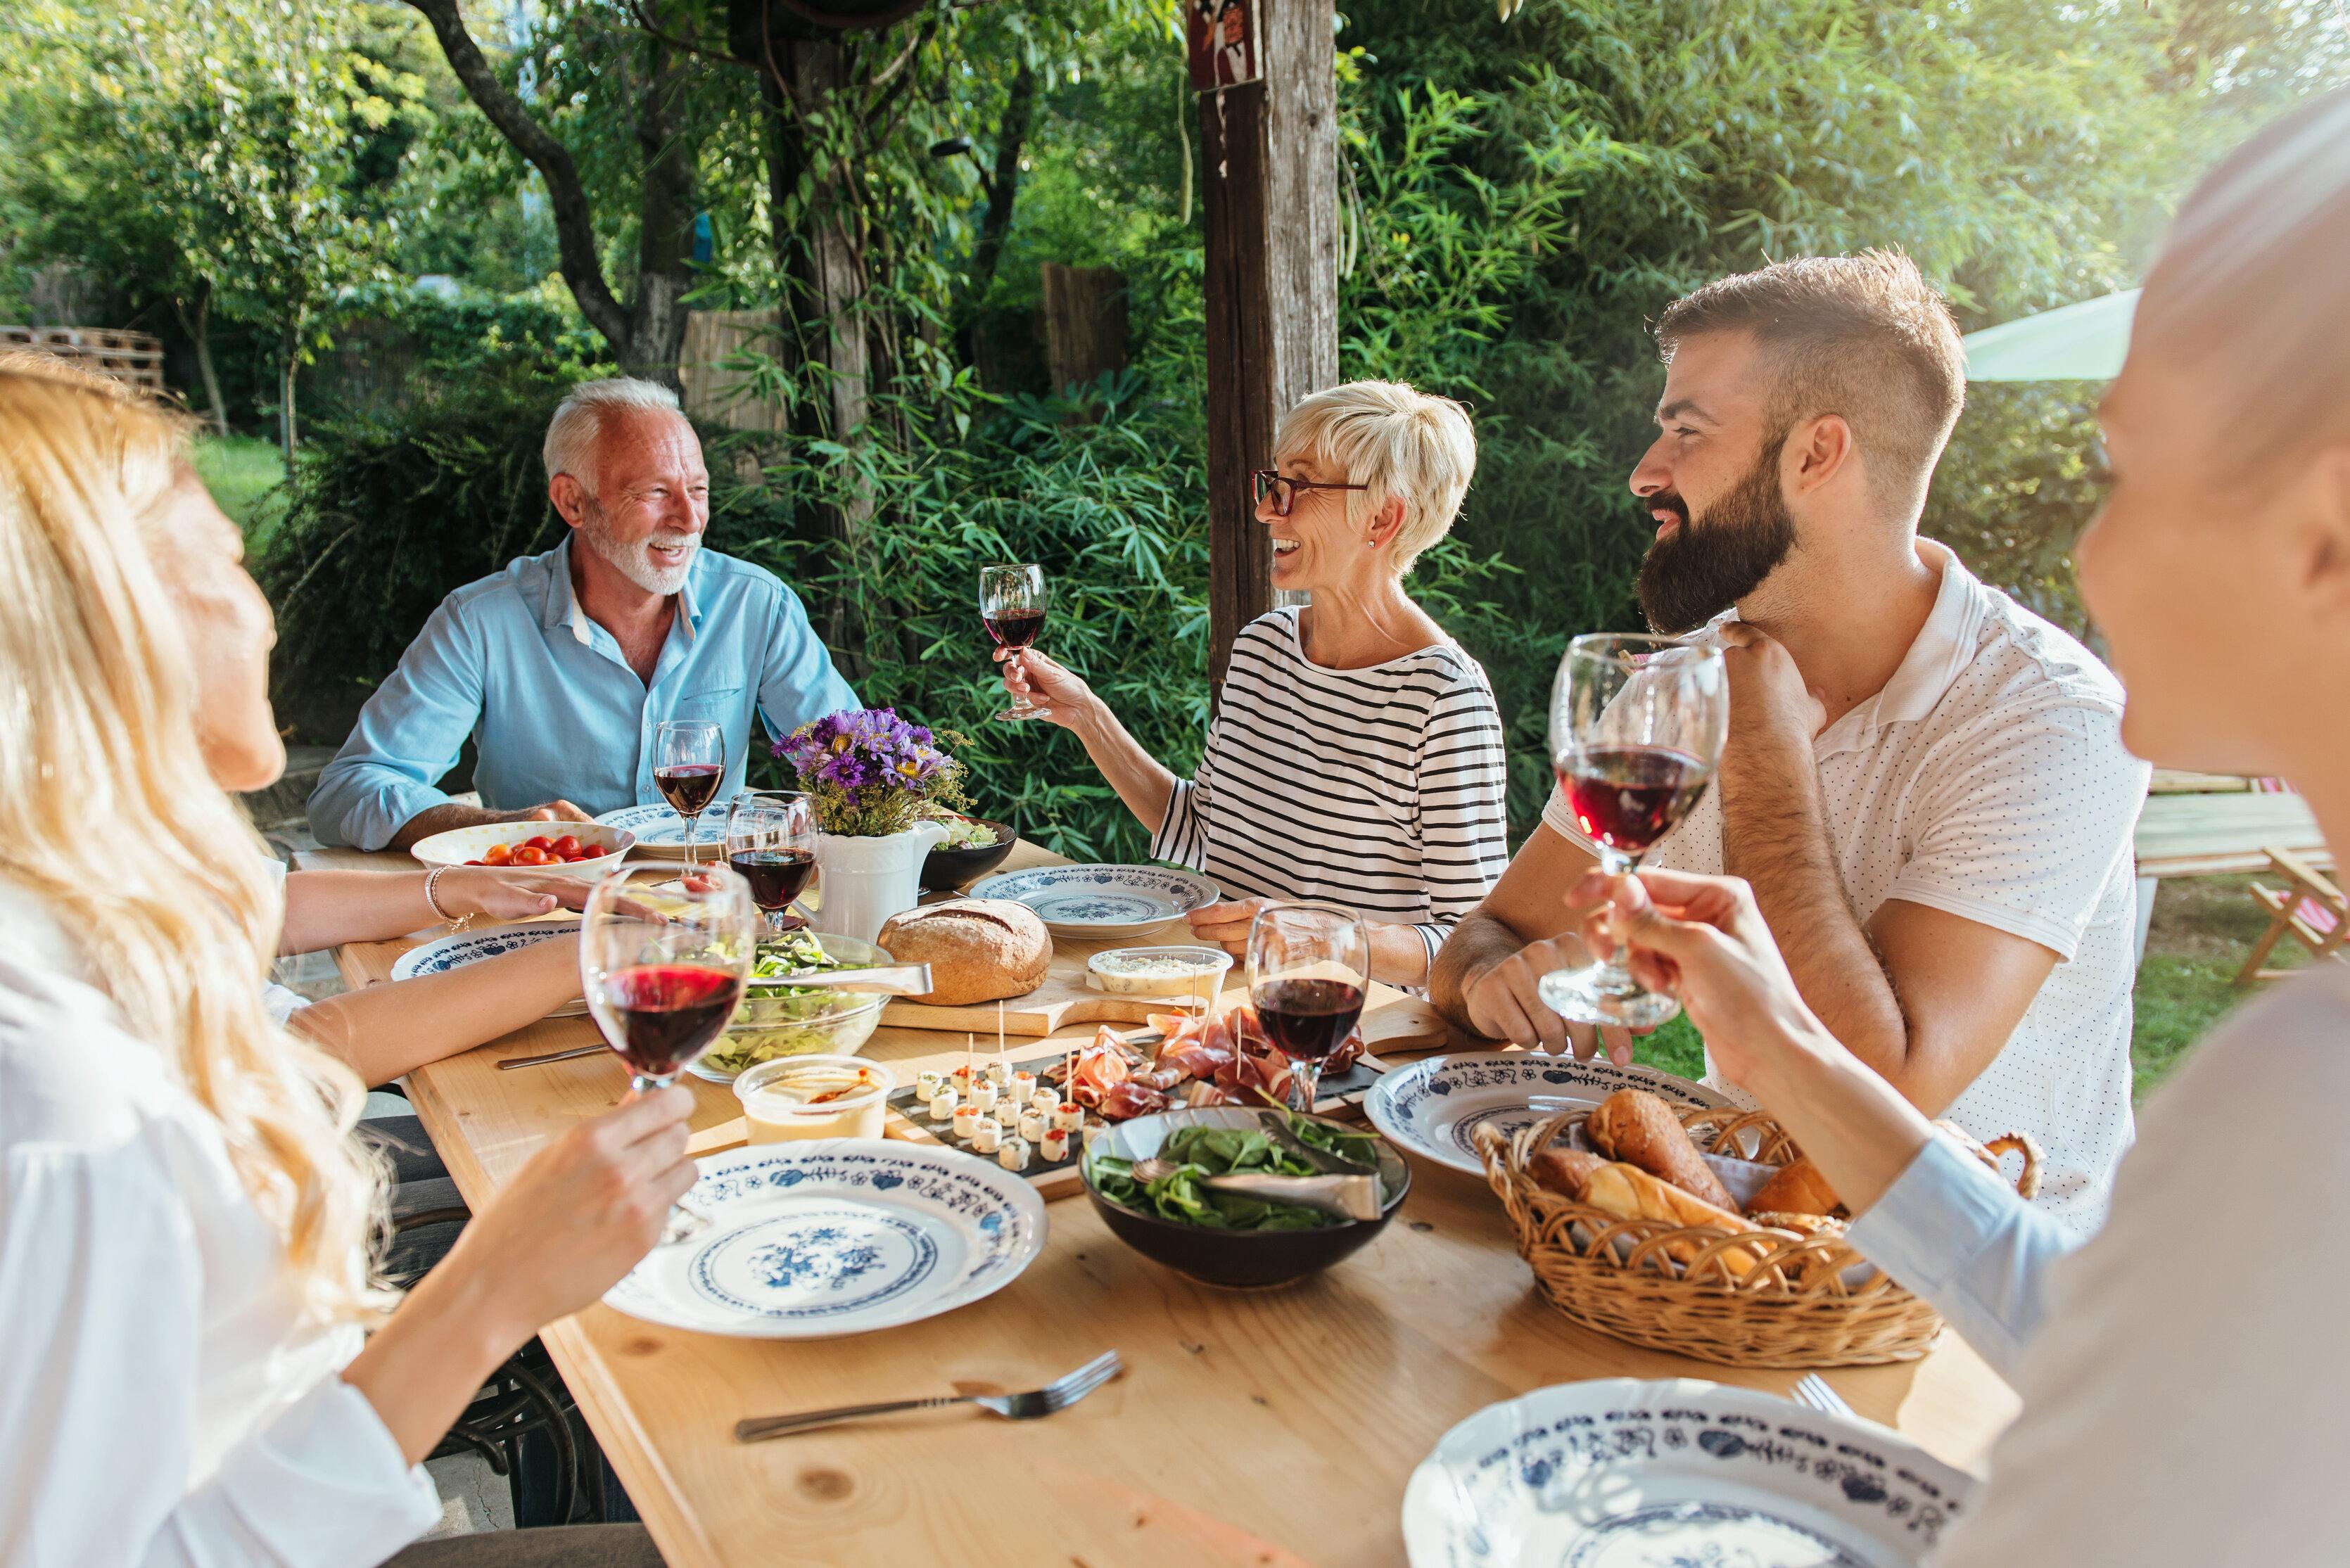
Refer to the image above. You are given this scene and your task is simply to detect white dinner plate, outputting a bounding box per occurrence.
[1365,1051,1729,1176]
[389,922,586,1018]
[1402,1379,1978,1568]
[603,1140,1046,1338]
[967,863,1219,939]
[594,802,726,854]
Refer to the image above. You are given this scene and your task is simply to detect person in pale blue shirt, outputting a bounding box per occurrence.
[307,377,856,850]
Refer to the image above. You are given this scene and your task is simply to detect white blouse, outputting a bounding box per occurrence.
[0,883,438,1565]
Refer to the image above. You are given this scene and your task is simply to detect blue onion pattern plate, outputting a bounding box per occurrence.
[969,864,1220,939]
[595,802,726,853]
[603,1140,1046,1338]
[1402,1379,1978,1568]
[389,922,586,1018]
[1365,1052,1729,1176]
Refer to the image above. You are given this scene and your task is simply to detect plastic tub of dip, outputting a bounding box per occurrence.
[733,1055,895,1143]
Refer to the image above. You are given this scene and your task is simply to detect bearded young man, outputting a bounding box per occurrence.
[307,378,856,850]
[1430,252,2147,1233]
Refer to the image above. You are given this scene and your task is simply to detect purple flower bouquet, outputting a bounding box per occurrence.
[775,708,968,837]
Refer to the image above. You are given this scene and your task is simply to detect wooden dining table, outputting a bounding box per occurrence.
[303,837,2020,1567]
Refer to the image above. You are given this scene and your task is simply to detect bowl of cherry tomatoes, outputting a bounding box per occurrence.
[408,820,636,879]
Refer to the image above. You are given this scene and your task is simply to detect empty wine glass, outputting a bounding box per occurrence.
[725,790,816,936]
[1536,634,1729,1031]
[1246,900,1369,1113]
[981,563,1049,722]
[653,718,725,867]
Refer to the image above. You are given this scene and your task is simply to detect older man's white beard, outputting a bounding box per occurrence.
[580,510,699,595]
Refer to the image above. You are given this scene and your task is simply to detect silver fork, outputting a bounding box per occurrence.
[1791,1372,1855,1419]
[732,1350,1122,1443]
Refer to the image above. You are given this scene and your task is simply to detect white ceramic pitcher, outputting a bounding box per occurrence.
[812,821,948,943]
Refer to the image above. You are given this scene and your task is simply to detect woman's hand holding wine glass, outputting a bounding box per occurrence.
[981,563,1050,722]
[1537,633,1729,1030]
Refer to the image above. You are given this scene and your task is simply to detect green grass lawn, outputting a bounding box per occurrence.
[1628,871,2287,1103]
[190,434,288,550]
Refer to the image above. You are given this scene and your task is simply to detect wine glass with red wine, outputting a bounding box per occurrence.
[653,718,725,867]
[980,563,1049,722]
[1536,632,1729,1031]
[1245,900,1370,1114]
[580,862,756,1095]
[725,790,816,936]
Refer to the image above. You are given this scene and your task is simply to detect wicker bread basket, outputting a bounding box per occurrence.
[1478,1103,2026,1368]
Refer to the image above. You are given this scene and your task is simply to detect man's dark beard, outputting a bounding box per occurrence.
[1635,438,1798,634]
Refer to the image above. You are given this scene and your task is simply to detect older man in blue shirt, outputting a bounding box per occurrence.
[308,377,857,850]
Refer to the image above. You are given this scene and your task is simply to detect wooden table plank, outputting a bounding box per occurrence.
[311,843,2019,1565]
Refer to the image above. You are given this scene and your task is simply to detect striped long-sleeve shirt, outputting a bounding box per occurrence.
[1150,608,1512,970]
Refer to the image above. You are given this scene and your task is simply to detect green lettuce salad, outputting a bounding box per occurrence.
[699,931,857,1076]
[1088,1118,1383,1231]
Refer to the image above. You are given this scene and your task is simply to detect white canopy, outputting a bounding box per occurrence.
[1960,288,2139,382]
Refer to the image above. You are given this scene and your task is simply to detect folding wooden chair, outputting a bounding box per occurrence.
[2237,846,2350,984]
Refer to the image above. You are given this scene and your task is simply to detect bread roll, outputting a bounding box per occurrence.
[1586,1089,1736,1211]
[1579,1160,1758,1279]
[876,900,1051,1005]
[1530,1147,1608,1200]
[1746,1157,1843,1218]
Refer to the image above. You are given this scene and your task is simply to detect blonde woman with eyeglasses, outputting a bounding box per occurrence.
[0,357,684,1567]
[1001,380,1512,988]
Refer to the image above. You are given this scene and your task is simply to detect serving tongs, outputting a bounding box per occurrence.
[1126,1157,1382,1222]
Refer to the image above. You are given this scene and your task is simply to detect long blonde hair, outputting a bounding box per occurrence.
[0,355,388,1323]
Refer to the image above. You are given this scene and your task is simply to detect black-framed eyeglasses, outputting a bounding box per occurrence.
[1252,469,1369,517]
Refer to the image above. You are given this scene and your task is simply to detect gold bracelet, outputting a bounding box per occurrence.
[423,864,474,933]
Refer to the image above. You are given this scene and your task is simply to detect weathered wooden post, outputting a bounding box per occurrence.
[1193,0,1340,682]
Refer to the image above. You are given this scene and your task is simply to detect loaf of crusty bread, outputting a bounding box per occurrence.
[875,900,1051,1005]
[1587,1088,1737,1211]
[1746,1157,1843,1218]
[1530,1147,1609,1199]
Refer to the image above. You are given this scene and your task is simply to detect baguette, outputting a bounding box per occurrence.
[1551,1155,1759,1279]
[1529,1147,1609,1200]
[1746,1157,1843,1218]
[1587,1088,1737,1211]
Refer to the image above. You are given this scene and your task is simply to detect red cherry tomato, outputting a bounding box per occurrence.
[510,846,552,866]
[483,843,514,866]
[523,836,554,852]
[465,858,488,866]
[577,843,609,858]
[550,835,583,859]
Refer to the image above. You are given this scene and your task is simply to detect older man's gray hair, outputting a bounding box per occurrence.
[542,377,681,492]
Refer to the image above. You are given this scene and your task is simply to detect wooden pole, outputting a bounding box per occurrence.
[1198,0,1339,682]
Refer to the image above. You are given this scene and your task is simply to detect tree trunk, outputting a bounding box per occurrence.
[623,25,699,385]
[1041,264,1129,412]
[279,321,300,464]
[174,284,229,439]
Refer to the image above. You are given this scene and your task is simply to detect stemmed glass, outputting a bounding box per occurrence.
[580,863,756,1095]
[725,789,817,936]
[981,563,1049,722]
[1536,633,1729,1031]
[653,718,725,867]
[1246,900,1369,1113]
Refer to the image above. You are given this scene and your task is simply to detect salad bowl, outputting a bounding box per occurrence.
[1081,1106,1409,1289]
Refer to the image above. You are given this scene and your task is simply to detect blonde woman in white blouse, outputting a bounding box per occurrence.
[1577,89,2350,1567]
[1003,381,1513,988]
[0,357,684,1566]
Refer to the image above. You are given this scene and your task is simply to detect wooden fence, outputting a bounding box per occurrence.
[2,326,166,395]
[679,309,785,434]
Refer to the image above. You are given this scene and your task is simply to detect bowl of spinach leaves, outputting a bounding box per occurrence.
[1082,1106,1410,1288]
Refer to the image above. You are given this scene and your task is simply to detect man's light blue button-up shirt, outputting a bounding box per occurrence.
[306,538,857,849]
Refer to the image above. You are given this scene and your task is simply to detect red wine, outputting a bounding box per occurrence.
[730,848,814,910]
[1560,744,1712,857]
[1255,977,1365,1063]
[984,611,1046,650]
[599,963,741,1078]
[655,763,723,816]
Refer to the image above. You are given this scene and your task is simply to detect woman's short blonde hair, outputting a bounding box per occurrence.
[1274,380,1478,575]
[0,353,388,1325]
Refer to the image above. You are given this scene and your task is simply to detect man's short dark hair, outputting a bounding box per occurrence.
[1656,249,1965,510]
